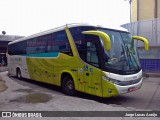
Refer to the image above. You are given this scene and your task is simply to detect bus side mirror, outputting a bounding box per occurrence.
[82,30,111,51]
[132,36,149,51]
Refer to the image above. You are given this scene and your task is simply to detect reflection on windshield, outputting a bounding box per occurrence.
[100,29,141,74]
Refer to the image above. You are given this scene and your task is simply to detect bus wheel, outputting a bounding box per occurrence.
[61,75,76,96]
[16,68,22,79]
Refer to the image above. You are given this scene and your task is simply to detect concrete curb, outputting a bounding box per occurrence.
[143,72,160,78]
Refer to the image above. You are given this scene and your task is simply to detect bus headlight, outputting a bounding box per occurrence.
[102,76,120,85]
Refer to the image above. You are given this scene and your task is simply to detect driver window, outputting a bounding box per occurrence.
[86,42,99,67]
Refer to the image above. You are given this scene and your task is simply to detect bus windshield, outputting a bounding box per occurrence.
[100,29,141,74]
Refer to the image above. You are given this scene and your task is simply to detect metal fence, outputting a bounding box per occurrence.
[122,18,160,72]
[122,18,160,47]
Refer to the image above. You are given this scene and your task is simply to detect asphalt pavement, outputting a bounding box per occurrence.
[0,71,160,120]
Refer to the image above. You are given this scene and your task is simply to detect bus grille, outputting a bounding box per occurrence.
[118,78,142,86]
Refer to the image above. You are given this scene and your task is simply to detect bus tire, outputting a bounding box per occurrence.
[16,68,22,79]
[61,75,76,96]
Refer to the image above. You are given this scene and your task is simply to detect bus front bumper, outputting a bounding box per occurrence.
[115,78,143,95]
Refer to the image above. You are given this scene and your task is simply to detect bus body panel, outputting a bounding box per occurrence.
[102,70,143,97]
[82,66,103,97]
[7,24,148,98]
[25,52,104,96]
[8,55,30,79]
[26,52,80,84]
[115,78,142,94]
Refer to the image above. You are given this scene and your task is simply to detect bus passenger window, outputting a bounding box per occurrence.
[47,30,72,56]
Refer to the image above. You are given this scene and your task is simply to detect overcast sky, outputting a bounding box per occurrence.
[0,0,130,36]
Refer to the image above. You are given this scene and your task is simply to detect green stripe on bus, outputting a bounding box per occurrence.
[22,52,59,57]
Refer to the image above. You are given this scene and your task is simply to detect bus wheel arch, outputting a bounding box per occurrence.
[16,67,22,79]
[61,72,76,96]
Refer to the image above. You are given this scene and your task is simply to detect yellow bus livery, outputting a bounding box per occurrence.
[7,23,149,97]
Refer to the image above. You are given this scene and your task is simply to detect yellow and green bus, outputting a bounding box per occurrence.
[7,23,149,97]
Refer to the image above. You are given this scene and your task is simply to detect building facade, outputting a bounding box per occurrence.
[132,0,160,22]
[122,0,160,73]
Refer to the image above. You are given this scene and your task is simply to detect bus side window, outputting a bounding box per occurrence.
[47,30,73,56]
[9,41,27,55]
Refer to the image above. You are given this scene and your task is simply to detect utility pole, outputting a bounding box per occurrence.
[124,0,132,23]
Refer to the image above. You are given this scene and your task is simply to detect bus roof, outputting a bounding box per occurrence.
[8,23,128,45]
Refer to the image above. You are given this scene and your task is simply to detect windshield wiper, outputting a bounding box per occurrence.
[125,45,139,70]
[121,44,129,70]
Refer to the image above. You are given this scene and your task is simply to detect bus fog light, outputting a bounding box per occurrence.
[108,89,112,93]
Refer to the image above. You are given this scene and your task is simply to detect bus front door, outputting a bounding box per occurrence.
[83,40,103,97]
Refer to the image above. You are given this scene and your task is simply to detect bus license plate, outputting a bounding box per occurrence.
[128,87,137,92]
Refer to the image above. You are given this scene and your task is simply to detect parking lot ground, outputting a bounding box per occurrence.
[73,76,160,111]
[0,71,160,120]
